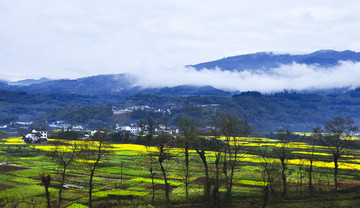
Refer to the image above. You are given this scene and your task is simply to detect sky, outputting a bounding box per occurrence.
[1,0,360,92]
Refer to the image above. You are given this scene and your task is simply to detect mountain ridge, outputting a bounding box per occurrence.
[189,49,360,71]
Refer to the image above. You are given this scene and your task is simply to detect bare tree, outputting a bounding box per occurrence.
[176,116,198,203]
[272,130,294,197]
[258,145,277,208]
[155,131,172,204]
[313,117,358,192]
[209,135,226,205]
[216,113,252,200]
[304,138,316,195]
[48,140,77,207]
[143,145,158,205]
[80,129,110,208]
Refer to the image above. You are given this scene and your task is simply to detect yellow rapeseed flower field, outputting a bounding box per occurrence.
[1,137,25,145]
[76,159,102,163]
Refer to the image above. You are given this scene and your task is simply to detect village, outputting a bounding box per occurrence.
[0,104,186,143]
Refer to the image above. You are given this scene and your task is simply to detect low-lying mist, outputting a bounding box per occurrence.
[132,61,360,93]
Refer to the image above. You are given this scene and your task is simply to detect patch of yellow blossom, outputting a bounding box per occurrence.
[32,145,77,152]
[243,143,276,147]
[245,137,279,142]
[295,144,327,149]
[76,159,102,163]
[292,151,331,156]
[2,137,22,143]
[292,132,313,137]
[112,144,153,152]
[288,159,360,170]
[1,137,25,145]
[346,137,359,141]
[3,142,25,145]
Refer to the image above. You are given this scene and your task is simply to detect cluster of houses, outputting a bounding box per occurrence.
[48,121,84,131]
[116,124,179,135]
[112,105,151,115]
[112,105,178,115]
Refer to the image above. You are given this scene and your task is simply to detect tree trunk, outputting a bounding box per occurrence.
[228,153,237,193]
[45,186,50,208]
[150,168,155,205]
[262,185,269,208]
[198,150,210,201]
[308,159,313,194]
[59,166,67,208]
[334,157,339,192]
[185,145,189,203]
[89,169,94,208]
[41,175,51,208]
[213,152,221,204]
[281,159,287,197]
[160,162,170,203]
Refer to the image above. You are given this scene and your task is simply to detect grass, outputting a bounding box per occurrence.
[92,189,149,198]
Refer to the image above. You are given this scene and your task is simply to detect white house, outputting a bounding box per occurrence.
[22,129,48,143]
[72,125,84,131]
[117,124,141,135]
[158,124,173,134]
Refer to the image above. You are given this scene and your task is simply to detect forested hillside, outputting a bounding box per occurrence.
[3,88,360,131]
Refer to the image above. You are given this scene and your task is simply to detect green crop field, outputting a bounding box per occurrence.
[1,135,360,207]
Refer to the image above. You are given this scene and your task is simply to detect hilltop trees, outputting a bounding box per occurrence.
[313,117,358,192]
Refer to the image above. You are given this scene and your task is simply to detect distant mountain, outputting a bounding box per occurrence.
[189,50,360,71]
[0,74,229,96]
[8,77,52,86]
[5,74,137,95]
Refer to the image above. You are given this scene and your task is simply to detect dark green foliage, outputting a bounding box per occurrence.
[53,130,80,140]
[0,90,120,125]
[45,105,113,128]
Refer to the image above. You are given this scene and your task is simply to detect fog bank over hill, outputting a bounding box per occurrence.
[3,50,360,94]
[133,61,360,93]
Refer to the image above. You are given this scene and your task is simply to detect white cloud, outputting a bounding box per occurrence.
[133,61,360,93]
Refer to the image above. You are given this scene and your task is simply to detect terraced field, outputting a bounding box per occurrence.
[1,136,360,207]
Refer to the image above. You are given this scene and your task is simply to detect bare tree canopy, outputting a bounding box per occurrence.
[313,117,359,192]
